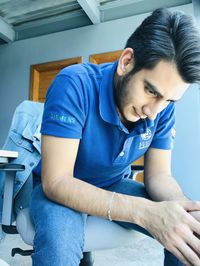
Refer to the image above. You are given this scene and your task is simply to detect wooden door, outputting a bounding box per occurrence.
[30,57,83,102]
[90,50,122,64]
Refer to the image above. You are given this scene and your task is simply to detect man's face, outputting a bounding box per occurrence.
[115,60,189,124]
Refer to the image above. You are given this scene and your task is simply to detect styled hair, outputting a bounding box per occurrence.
[125,8,200,84]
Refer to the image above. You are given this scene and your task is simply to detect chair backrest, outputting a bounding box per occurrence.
[0,100,44,224]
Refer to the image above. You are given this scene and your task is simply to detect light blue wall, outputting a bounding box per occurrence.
[171,85,200,199]
[0,4,199,199]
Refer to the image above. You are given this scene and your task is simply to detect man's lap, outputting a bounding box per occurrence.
[30,177,150,235]
[30,184,87,236]
[30,177,183,265]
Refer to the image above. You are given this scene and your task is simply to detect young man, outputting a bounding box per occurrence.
[31,8,200,266]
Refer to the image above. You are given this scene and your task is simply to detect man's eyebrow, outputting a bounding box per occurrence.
[144,79,178,102]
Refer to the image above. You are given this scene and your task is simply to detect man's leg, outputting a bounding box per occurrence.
[30,184,87,266]
[105,177,183,266]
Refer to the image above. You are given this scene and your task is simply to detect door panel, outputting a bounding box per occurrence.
[30,57,83,102]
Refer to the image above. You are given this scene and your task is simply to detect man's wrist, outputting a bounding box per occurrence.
[129,197,153,226]
[110,193,152,225]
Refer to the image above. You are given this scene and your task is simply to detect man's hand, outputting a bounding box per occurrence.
[190,211,200,223]
[140,200,200,266]
[190,211,200,244]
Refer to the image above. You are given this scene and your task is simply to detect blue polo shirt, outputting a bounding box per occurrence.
[34,61,175,187]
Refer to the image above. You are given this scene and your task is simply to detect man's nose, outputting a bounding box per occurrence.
[142,100,167,121]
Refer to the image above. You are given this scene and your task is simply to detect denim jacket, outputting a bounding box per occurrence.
[0,100,44,221]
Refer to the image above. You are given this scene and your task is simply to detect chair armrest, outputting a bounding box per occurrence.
[0,164,25,227]
[0,164,25,171]
[131,165,144,181]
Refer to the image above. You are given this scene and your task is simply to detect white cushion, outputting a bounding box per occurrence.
[16,208,145,251]
[0,259,10,266]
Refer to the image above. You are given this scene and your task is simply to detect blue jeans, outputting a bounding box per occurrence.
[30,178,183,266]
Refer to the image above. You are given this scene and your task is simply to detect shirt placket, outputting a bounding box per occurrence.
[113,136,134,164]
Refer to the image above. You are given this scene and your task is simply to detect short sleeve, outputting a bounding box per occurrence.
[150,103,176,150]
[41,74,87,139]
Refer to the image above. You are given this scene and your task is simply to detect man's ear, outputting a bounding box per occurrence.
[117,48,134,76]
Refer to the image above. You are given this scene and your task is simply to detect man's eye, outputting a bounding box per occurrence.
[146,87,157,96]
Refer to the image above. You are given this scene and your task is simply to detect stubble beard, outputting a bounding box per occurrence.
[113,72,135,126]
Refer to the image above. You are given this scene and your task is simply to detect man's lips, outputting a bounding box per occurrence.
[133,108,141,118]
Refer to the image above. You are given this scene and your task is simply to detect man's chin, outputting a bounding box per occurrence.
[127,116,141,123]
[118,109,141,124]
[123,117,141,125]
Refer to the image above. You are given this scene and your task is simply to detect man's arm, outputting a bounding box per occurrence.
[144,147,200,264]
[41,135,148,224]
[42,136,200,265]
[144,147,187,201]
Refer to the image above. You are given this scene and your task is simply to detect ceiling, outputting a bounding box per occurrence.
[0,0,192,45]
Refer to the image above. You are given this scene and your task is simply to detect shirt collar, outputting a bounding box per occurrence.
[129,118,154,136]
[99,61,120,126]
[146,118,155,128]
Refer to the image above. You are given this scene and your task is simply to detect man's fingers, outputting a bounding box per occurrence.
[189,217,200,237]
[185,232,200,258]
[181,210,200,236]
[178,241,200,266]
[171,247,193,266]
[190,211,200,222]
[182,201,200,212]
[177,225,200,256]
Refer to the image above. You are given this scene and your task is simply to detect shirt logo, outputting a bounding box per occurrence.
[49,113,76,124]
[140,128,152,141]
[139,128,152,150]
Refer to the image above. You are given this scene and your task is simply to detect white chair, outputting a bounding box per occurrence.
[0,100,144,265]
[0,259,10,266]
[0,163,144,265]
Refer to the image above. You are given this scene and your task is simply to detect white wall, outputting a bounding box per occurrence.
[0,3,199,199]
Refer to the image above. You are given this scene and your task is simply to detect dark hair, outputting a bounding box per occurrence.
[125,8,200,84]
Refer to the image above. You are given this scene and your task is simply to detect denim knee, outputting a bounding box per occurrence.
[30,184,87,266]
[105,177,150,199]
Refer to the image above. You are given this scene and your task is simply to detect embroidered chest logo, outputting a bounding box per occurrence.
[139,128,152,149]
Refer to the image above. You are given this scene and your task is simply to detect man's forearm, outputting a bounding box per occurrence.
[42,175,149,226]
[43,174,200,265]
[144,174,188,202]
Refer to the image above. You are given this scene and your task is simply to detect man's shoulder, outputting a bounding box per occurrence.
[159,102,175,119]
[58,62,115,79]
